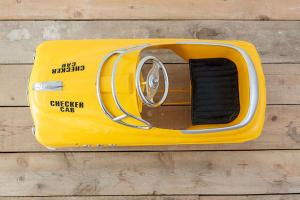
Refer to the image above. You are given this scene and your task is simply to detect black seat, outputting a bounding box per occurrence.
[189,58,240,125]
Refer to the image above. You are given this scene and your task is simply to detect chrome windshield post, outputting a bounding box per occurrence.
[96,45,152,129]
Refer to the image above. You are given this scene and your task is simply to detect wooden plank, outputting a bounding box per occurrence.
[0,196,198,200]
[0,21,300,64]
[199,196,300,200]
[0,195,299,200]
[1,64,300,106]
[0,105,299,151]
[1,150,300,195]
[1,0,300,20]
[0,65,31,106]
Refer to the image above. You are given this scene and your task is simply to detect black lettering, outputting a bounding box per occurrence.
[79,102,84,108]
[53,62,85,74]
[61,66,66,73]
[50,100,84,112]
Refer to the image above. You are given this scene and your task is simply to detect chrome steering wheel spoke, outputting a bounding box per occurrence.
[146,61,160,103]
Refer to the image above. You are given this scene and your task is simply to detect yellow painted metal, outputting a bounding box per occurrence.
[28,39,266,148]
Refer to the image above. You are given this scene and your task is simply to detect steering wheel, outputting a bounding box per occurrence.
[136,56,169,107]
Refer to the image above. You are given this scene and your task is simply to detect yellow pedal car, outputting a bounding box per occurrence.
[28,39,266,148]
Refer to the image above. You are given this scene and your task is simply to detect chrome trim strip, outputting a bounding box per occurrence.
[96,45,152,129]
[176,41,259,134]
[113,114,127,122]
[32,81,63,91]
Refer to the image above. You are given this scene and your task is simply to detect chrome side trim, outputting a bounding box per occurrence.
[32,81,63,91]
[96,45,152,129]
[176,41,259,134]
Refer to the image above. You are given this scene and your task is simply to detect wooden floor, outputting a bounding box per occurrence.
[0,0,300,199]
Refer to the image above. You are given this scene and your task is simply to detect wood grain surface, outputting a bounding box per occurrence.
[0,0,299,20]
[0,21,300,64]
[1,151,300,196]
[0,195,299,200]
[1,0,300,199]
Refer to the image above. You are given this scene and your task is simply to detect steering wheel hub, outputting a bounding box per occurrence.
[148,74,159,89]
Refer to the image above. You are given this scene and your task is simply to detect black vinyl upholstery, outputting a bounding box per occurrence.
[189,58,240,125]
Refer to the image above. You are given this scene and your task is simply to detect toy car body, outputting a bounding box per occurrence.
[28,39,266,148]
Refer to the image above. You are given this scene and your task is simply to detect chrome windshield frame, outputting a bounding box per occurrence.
[96,45,152,129]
